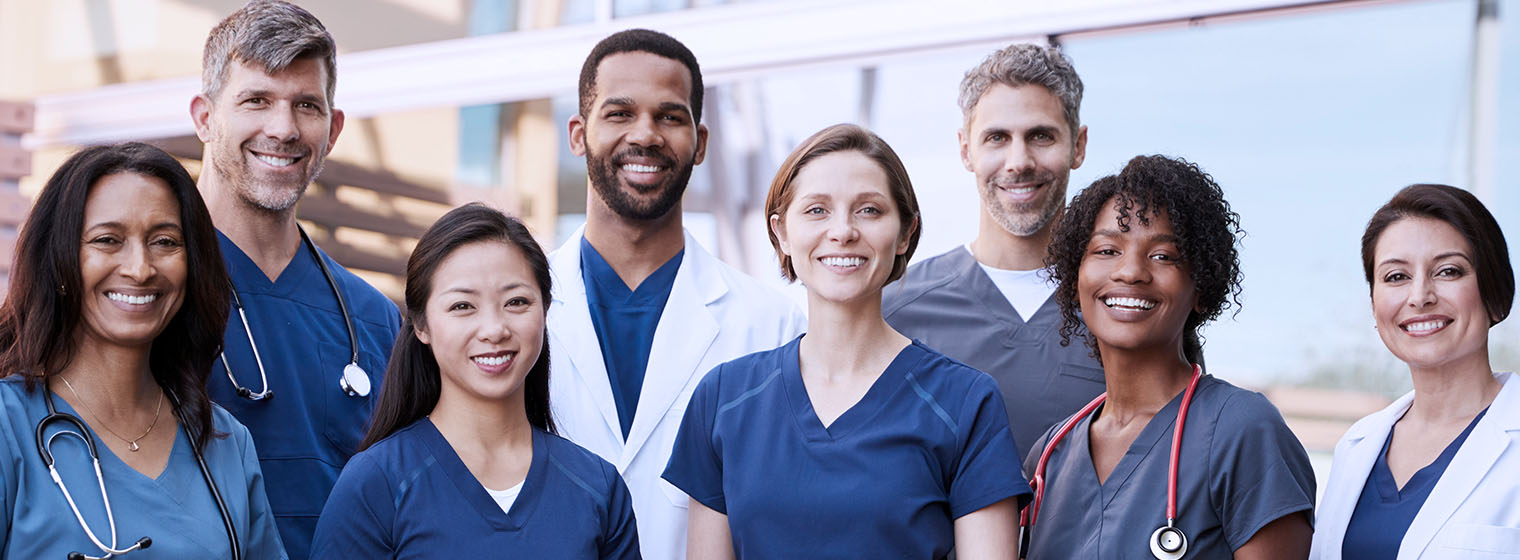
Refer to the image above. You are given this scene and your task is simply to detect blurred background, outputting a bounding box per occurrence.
[2,0,1516,488]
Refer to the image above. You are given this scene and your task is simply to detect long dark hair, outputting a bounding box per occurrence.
[0,143,230,451]
[360,203,554,450]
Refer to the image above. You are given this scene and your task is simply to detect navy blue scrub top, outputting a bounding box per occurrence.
[581,237,683,438]
[663,336,1030,559]
[310,419,641,559]
[1022,376,1315,559]
[1342,407,1488,559]
[209,231,401,560]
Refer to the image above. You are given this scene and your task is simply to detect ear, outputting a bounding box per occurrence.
[769,213,790,255]
[1070,124,1088,170]
[957,127,974,173]
[190,94,215,142]
[413,323,432,345]
[692,122,710,166]
[897,217,919,256]
[324,108,346,156]
[568,114,588,157]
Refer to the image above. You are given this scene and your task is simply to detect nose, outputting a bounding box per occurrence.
[1005,140,1037,176]
[118,241,156,283]
[262,103,300,143]
[476,307,514,343]
[825,211,860,245]
[626,114,663,149]
[1109,251,1150,284]
[1407,275,1437,308]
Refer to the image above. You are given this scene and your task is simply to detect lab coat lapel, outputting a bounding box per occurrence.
[1316,393,1410,555]
[1398,372,1519,560]
[548,230,623,443]
[622,233,722,463]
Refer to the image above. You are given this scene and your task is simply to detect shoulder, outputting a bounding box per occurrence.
[692,245,798,319]
[341,420,432,482]
[542,430,623,497]
[1197,378,1287,428]
[703,338,799,390]
[0,376,40,435]
[882,247,971,315]
[906,342,1003,396]
[319,251,401,329]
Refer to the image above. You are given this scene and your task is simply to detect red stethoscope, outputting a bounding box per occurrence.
[1019,364,1203,560]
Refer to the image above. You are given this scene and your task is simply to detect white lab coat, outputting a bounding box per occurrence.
[547,228,806,560]
[1312,371,1520,559]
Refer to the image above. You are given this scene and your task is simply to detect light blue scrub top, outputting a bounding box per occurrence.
[209,231,401,560]
[1022,375,1315,559]
[310,419,641,559]
[663,336,1031,559]
[0,376,286,559]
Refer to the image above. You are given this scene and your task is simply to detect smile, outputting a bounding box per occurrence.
[820,256,866,268]
[1401,319,1451,334]
[253,153,300,167]
[472,352,516,367]
[107,291,157,305]
[621,163,663,173]
[1103,296,1155,310]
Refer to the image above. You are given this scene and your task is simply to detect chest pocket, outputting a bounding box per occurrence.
[1057,362,1105,385]
[1436,523,1520,558]
[318,341,378,458]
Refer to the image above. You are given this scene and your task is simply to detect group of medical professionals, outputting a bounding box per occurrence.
[0,1,1514,559]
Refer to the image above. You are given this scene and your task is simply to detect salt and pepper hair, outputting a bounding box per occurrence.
[958,43,1084,135]
[201,0,338,105]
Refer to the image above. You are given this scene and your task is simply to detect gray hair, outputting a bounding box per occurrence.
[201,0,337,105]
[958,43,1083,136]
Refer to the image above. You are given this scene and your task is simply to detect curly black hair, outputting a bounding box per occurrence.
[1045,154,1243,364]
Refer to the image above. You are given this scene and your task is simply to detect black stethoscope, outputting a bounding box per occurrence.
[222,226,371,401]
[36,384,241,560]
[1019,364,1203,560]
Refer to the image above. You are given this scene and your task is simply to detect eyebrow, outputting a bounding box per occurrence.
[599,97,693,119]
[439,282,532,296]
[1091,228,1179,245]
[84,221,182,231]
[1377,251,1473,268]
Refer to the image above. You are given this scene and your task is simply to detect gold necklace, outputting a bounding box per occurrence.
[60,376,163,452]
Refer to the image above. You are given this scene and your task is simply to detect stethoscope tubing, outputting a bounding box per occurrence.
[36,384,241,560]
[1020,364,1204,558]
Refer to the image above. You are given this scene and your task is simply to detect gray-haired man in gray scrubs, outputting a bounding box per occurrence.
[883,43,1101,461]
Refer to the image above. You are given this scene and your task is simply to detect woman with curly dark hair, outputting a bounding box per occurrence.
[0,143,284,558]
[1017,155,1315,559]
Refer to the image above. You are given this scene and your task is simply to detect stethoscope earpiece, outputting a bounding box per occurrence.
[1150,524,1187,559]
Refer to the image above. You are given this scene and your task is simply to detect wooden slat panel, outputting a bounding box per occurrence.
[0,189,32,227]
[150,136,451,205]
[299,194,429,239]
[0,140,30,181]
[0,101,33,135]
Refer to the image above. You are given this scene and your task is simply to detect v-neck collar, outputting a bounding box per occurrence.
[48,389,185,483]
[417,418,547,531]
[780,337,925,442]
[217,229,319,295]
[1069,378,1201,506]
[1372,406,1489,500]
[580,236,684,303]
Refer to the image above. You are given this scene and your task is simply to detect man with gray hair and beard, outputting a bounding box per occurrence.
[884,43,1101,462]
[189,2,400,557]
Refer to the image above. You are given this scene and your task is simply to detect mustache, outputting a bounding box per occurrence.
[989,172,1053,188]
[611,146,675,168]
[243,139,311,157]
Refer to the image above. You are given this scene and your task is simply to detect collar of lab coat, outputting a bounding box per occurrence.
[1316,371,1518,559]
[547,225,726,464]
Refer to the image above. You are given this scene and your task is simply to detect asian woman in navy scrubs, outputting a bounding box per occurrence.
[310,204,640,558]
[1023,155,1316,559]
[663,124,1030,559]
[1312,185,1518,559]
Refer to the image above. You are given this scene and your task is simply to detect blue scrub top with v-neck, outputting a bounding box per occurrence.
[1341,407,1488,559]
[310,418,641,559]
[662,336,1030,559]
[0,377,287,559]
[1021,375,1315,559]
[581,237,683,439]
[209,231,401,560]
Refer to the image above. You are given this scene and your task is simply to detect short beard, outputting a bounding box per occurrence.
[209,138,325,216]
[983,173,1068,237]
[586,145,692,221]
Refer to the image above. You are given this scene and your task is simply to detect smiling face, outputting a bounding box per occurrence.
[1076,199,1197,358]
[1371,217,1491,371]
[771,151,910,306]
[76,172,188,353]
[415,240,546,406]
[569,51,709,222]
[960,83,1086,238]
[192,57,344,214]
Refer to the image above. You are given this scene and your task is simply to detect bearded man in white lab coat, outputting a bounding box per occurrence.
[549,28,806,560]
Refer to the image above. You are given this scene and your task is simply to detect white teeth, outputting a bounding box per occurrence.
[621,163,661,173]
[820,257,866,268]
[108,292,157,305]
[1004,185,1037,194]
[1104,297,1155,310]
[254,154,297,167]
[473,354,513,366]
[1403,320,1448,333]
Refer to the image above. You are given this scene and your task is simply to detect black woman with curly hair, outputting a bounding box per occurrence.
[1017,155,1316,560]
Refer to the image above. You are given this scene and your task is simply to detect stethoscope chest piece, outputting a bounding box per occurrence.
[1150,524,1187,560]
[339,362,371,397]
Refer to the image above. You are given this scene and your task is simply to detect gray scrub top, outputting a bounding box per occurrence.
[1021,376,1315,559]
[884,246,1106,460]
